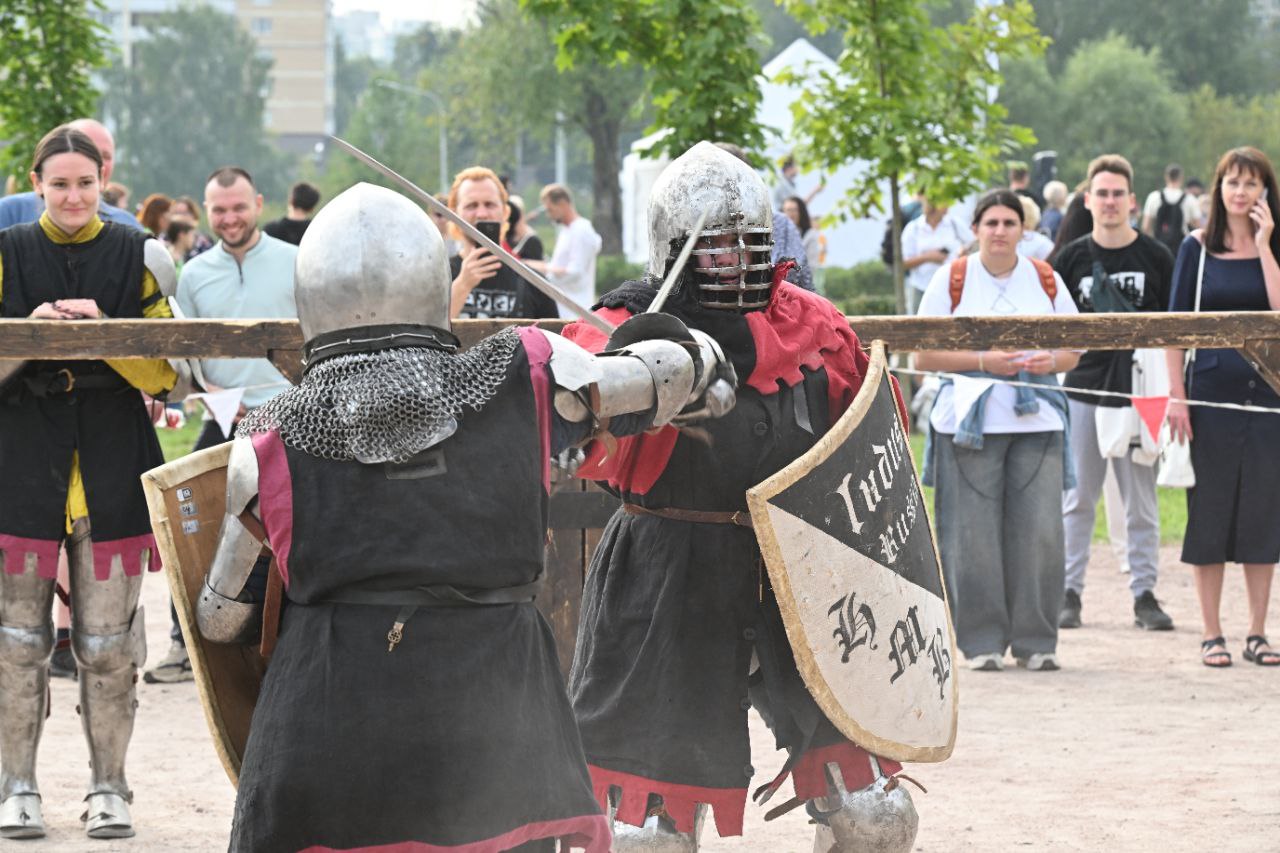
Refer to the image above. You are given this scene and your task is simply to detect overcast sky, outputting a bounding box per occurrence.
[330,0,477,29]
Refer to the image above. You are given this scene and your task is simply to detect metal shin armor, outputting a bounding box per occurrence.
[610,797,706,853]
[647,141,774,312]
[0,555,56,839]
[198,438,266,644]
[809,760,919,853]
[294,182,453,340]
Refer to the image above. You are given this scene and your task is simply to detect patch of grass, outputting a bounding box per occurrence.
[156,414,203,462]
[908,432,1186,546]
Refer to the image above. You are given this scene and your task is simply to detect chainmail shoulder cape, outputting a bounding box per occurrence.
[236,327,522,464]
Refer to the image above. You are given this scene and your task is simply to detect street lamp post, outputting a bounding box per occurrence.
[374,79,449,192]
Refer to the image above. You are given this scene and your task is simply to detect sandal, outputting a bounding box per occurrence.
[1243,635,1280,666]
[1200,637,1232,668]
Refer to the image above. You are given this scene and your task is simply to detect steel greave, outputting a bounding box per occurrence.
[0,624,53,800]
[67,520,143,800]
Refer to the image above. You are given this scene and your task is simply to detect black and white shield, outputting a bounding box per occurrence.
[747,342,957,763]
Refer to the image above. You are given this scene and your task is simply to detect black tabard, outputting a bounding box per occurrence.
[0,222,162,575]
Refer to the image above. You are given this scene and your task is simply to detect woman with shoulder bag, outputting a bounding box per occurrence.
[1165,146,1280,668]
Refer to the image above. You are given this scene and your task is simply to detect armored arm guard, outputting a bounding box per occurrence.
[540,313,737,432]
[197,438,267,644]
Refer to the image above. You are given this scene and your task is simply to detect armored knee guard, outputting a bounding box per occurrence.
[72,606,146,799]
[610,798,706,853]
[0,623,55,800]
[809,761,918,853]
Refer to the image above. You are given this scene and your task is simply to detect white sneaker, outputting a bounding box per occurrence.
[1018,653,1060,671]
[143,641,193,684]
[968,653,1003,671]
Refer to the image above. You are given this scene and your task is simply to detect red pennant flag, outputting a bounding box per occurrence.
[1132,396,1170,443]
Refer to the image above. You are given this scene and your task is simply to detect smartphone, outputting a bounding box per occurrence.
[475,220,501,246]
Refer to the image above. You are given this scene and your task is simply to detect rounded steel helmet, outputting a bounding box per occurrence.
[294,182,451,343]
[647,141,774,311]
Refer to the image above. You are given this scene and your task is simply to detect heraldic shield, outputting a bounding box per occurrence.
[746,342,957,763]
[141,443,266,787]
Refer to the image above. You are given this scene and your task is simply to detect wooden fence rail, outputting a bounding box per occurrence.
[3,312,1280,390]
[6,311,1279,673]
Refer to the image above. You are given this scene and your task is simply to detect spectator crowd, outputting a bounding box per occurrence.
[1,117,1276,690]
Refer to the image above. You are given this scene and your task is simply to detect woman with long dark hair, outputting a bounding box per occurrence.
[1164,146,1280,668]
[915,189,1081,672]
[0,125,181,838]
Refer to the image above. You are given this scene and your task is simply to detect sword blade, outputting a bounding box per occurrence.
[646,209,709,315]
[329,136,613,335]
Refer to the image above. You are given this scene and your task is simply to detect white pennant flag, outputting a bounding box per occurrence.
[951,375,996,426]
[197,388,245,439]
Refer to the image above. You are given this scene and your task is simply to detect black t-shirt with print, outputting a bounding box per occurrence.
[1053,232,1174,405]
[448,253,559,320]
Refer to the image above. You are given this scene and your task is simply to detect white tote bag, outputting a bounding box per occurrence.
[1156,240,1204,489]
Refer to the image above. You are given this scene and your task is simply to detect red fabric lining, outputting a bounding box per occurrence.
[562,306,679,496]
[0,534,60,579]
[744,281,868,422]
[790,742,903,802]
[89,532,161,580]
[297,813,610,853]
[588,764,747,838]
[252,431,294,587]
[516,326,553,493]
[565,286,869,496]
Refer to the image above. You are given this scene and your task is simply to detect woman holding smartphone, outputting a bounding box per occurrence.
[1164,146,1280,668]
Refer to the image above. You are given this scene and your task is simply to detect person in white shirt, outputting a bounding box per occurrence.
[900,200,967,313]
[1141,163,1202,250]
[530,183,602,318]
[914,188,1080,674]
[1017,195,1055,260]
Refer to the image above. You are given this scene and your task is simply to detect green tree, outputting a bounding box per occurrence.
[102,6,290,201]
[1181,86,1280,188]
[333,35,379,138]
[1031,0,1268,97]
[994,53,1059,166]
[0,0,111,183]
[445,0,645,253]
[523,0,768,160]
[319,71,441,202]
[1053,35,1187,199]
[780,0,1044,313]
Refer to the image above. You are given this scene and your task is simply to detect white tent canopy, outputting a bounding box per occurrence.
[620,38,886,270]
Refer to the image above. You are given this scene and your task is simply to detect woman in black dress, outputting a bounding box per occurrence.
[1165,147,1280,668]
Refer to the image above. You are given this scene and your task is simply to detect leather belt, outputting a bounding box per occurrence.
[318,580,540,652]
[20,368,128,397]
[623,502,754,529]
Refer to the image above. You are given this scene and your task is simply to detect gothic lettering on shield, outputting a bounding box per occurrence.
[828,592,877,663]
[928,627,952,701]
[770,374,943,598]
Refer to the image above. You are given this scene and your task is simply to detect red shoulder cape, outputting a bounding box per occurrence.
[562,278,873,495]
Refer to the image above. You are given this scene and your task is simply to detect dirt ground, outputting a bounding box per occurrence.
[31,546,1280,851]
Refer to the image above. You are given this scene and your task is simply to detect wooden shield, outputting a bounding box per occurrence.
[141,444,265,787]
[746,342,958,763]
